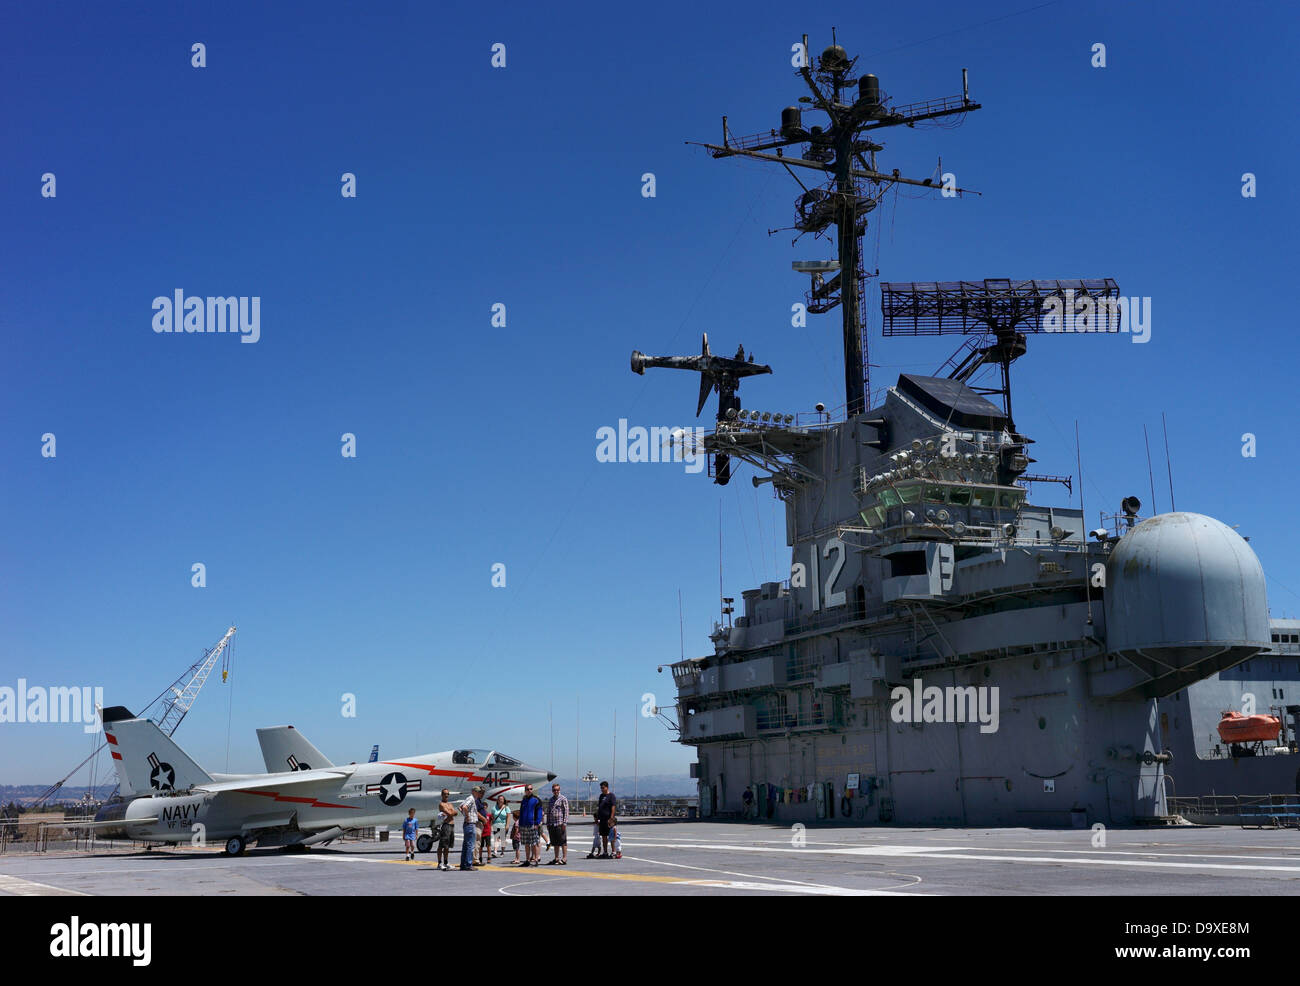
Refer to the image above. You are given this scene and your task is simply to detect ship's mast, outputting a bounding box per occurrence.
[693,32,982,416]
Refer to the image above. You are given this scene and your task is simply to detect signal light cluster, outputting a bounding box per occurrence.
[727,408,795,426]
[858,438,1002,494]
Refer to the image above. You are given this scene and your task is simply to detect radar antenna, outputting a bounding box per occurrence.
[881,278,1121,430]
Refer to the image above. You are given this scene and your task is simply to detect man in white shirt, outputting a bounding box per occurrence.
[459,785,484,871]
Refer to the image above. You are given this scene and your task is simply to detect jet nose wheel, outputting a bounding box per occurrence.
[416,834,434,854]
[224,836,246,856]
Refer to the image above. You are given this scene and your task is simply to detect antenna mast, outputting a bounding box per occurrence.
[690,34,982,416]
[1144,423,1159,514]
[1162,411,1177,512]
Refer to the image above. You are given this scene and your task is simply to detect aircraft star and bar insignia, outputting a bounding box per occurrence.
[368,771,420,806]
[147,752,175,792]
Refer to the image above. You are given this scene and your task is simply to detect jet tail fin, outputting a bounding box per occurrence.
[101,707,213,795]
[368,744,379,763]
[256,725,335,773]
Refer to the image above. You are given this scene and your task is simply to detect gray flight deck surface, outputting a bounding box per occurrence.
[4,819,1300,896]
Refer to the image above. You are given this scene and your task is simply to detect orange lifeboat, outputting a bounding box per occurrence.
[1217,710,1281,745]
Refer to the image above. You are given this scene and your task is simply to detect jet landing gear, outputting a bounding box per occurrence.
[224,836,246,856]
[416,834,434,854]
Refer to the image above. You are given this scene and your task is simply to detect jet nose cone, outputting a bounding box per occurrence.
[547,772,557,782]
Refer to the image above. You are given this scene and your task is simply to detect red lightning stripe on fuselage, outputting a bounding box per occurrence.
[234,790,360,810]
[380,762,487,782]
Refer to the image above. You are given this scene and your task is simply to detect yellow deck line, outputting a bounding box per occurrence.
[391,858,740,884]
[383,859,883,893]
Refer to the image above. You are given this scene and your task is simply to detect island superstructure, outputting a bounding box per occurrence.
[633,35,1291,826]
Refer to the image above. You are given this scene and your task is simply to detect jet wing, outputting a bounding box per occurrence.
[65,815,160,827]
[195,767,354,795]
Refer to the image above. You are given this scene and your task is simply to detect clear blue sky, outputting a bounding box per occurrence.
[2,0,1296,785]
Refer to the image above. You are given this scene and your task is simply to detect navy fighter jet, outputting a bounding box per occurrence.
[91,707,553,856]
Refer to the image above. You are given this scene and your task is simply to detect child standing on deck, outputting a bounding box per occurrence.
[401,808,419,861]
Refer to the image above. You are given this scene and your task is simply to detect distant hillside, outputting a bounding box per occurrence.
[1,784,117,807]
[549,774,696,798]
[1,774,697,806]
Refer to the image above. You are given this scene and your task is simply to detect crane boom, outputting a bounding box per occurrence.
[154,625,236,735]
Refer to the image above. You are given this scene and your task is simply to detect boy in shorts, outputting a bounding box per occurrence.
[401,807,419,861]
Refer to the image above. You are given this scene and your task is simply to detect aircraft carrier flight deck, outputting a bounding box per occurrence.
[6,819,1300,897]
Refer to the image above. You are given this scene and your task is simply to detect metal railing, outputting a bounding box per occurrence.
[1,816,119,854]
[785,655,818,681]
[755,709,840,732]
[567,797,696,818]
[1168,794,1300,827]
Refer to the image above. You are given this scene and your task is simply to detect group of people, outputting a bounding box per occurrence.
[400,780,622,871]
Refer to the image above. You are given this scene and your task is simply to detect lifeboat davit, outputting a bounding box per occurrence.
[1217,710,1280,745]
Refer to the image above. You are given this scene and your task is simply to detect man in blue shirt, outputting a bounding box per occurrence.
[401,808,419,861]
[518,784,544,867]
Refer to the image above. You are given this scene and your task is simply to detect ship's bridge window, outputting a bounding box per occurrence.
[972,490,997,508]
[949,488,972,506]
[861,483,922,528]
[876,482,923,506]
[925,485,946,502]
[860,506,886,528]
